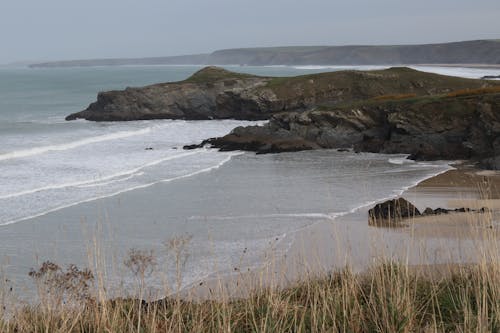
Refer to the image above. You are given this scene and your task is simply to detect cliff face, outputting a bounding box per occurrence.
[66,67,270,121]
[66,66,492,121]
[207,40,500,66]
[206,92,500,168]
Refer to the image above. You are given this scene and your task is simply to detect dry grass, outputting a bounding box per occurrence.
[1,236,498,332]
[445,86,500,98]
[2,261,499,332]
[372,93,417,101]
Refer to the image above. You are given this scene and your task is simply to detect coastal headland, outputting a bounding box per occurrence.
[67,66,500,169]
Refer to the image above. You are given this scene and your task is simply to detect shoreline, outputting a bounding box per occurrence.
[2,151,497,303]
[182,163,500,300]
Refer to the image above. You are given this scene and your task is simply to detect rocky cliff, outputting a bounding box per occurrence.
[66,66,492,121]
[204,89,500,169]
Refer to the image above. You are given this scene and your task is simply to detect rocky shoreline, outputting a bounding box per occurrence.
[67,66,500,169]
[200,91,500,169]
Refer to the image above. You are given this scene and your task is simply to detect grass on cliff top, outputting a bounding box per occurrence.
[183,66,258,83]
[262,66,500,103]
[265,66,484,87]
[317,90,500,113]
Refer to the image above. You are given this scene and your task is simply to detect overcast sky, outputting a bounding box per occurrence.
[1,0,500,64]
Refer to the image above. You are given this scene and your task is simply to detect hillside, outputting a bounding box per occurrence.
[31,40,500,68]
[66,66,495,121]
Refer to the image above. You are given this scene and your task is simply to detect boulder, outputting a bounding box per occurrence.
[368,198,421,225]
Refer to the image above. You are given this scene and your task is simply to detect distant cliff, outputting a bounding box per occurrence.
[30,54,210,68]
[32,40,500,68]
[66,66,493,121]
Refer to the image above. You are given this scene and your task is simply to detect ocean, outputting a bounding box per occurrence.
[0,64,497,297]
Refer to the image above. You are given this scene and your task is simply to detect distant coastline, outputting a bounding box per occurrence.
[28,39,500,68]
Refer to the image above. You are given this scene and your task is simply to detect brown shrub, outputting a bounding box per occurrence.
[446,86,500,97]
[372,93,417,101]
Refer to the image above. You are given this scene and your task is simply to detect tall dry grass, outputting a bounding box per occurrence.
[2,260,499,332]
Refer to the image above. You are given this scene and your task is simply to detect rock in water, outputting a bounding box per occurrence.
[368,198,421,225]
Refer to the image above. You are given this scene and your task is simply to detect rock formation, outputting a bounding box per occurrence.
[67,66,500,169]
[368,198,421,225]
[205,90,500,167]
[368,198,490,226]
[66,66,492,122]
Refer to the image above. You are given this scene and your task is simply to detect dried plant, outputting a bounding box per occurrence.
[123,249,157,280]
[29,261,94,305]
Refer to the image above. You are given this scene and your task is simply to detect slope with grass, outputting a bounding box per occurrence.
[66,66,495,121]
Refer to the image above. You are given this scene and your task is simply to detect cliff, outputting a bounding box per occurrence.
[204,89,500,169]
[66,66,493,121]
[32,40,500,68]
[206,40,500,66]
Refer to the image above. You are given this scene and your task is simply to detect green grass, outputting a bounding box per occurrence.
[316,91,500,115]
[183,66,258,84]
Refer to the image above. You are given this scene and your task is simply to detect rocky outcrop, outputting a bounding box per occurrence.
[66,66,492,122]
[205,91,500,168]
[368,198,490,226]
[66,67,270,121]
[368,198,421,225]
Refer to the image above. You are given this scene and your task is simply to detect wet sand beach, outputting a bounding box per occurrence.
[185,164,500,299]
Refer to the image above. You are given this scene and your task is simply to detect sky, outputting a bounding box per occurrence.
[1,0,500,64]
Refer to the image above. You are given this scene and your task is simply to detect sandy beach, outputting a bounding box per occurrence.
[184,164,500,299]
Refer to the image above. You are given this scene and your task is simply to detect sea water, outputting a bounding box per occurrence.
[0,64,492,296]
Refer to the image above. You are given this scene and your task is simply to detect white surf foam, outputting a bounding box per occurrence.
[0,150,243,226]
[0,150,202,200]
[0,127,152,161]
[188,212,339,221]
[388,157,415,165]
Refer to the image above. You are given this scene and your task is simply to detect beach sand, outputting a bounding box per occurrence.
[184,165,500,299]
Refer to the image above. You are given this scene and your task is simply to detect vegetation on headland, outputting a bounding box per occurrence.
[445,86,500,98]
[183,66,257,84]
[66,65,500,122]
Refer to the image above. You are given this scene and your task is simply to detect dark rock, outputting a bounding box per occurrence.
[482,75,500,80]
[368,198,421,225]
[420,206,490,216]
[183,143,207,150]
[433,208,451,215]
[208,92,500,169]
[423,207,435,215]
